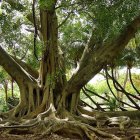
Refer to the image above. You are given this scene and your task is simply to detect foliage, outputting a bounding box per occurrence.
[0,0,139,111]
[0,1,39,71]
[0,0,140,111]
[39,0,56,9]
[105,97,118,111]
[81,70,140,110]
[0,67,9,83]
[0,82,19,111]
[1,0,140,73]
[80,84,96,99]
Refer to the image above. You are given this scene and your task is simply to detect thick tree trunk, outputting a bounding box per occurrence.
[0,3,69,119]
[37,6,67,112]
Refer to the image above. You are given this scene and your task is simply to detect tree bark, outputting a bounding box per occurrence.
[0,46,41,118]
[0,46,36,85]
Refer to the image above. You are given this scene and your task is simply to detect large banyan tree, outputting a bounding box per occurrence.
[0,0,140,139]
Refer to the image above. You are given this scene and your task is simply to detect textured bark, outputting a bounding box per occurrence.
[0,1,67,118]
[37,5,67,111]
[0,47,40,118]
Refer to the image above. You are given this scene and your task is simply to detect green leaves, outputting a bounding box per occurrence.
[39,0,56,10]
[0,67,8,83]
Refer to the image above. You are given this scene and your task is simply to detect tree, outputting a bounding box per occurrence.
[0,0,140,139]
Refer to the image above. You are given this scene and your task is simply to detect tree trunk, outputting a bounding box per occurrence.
[11,78,14,98]
[120,67,129,107]
[36,6,68,112]
[113,67,120,109]
[0,2,75,119]
[3,80,8,103]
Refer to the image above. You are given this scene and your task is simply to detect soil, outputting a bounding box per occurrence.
[0,127,140,140]
[0,133,80,140]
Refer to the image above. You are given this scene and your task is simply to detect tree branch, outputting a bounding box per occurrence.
[11,56,39,79]
[0,46,37,84]
[57,11,73,28]
[82,88,104,111]
[65,14,140,96]
[104,67,136,109]
[128,68,140,96]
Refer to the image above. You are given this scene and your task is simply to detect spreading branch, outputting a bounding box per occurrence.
[57,11,73,28]
[0,46,37,84]
[11,56,39,79]
[65,14,140,96]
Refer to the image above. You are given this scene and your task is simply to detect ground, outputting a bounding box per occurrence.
[0,126,140,140]
[0,133,79,140]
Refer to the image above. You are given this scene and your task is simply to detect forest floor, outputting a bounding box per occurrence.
[0,133,77,140]
[0,127,140,140]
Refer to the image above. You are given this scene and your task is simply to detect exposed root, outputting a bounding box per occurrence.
[0,120,20,127]
[0,104,56,129]
[0,109,14,119]
[107,116,131,130]
[0,113,120,140]
[38,118,120,140]
[73,114,97,126]
[11,104,29,118]
[0,107,135,140]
